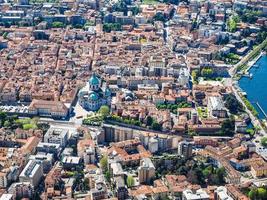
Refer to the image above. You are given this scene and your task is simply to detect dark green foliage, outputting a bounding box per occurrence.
[220,116,235,136]
[51,21,65,28]
[151,121,162,131]
[201,68,214,78]
[248,187,267,200]
[153,12,166,22]
[224,94,243,114]
[103,23,122,32]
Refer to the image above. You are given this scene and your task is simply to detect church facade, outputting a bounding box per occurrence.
[78,74,111,111]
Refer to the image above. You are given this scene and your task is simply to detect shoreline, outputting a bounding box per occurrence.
[244,51,264,74]
[233,54,267,132]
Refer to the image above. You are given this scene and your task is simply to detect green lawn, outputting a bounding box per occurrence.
[142,0,159,4]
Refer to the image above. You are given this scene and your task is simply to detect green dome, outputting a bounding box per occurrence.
[89,74,100,86]
[104,87,111,96]
[89,92,99,101]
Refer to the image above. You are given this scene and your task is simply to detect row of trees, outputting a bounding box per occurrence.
[156,101,191,114]
[103,23,122,33]
[247,187,267,200]
[0,111,41,130]
[109,113,162,131]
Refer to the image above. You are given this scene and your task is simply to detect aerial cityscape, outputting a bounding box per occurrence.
[0,0,267,199]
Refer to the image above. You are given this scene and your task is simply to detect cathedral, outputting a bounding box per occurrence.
[78,74,111,111]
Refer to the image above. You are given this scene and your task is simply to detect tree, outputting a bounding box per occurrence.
[227,16,239,32]
[100,155,108,172]
[3,120,10,128]
[98,105,110,118]
[220,116,235,136]
[261,137,267,147]
[2,32,8,39]
[248,188,258,200]
[152,121,162,131]
[103,23,121,32]
[153,12,166,22]
[126,175,135,187]
[201,68,214,78]
[52,21,65,28]
[224,94,243,114]
[146,116,153,126]
[191,70,199,84]
[257,188,267,200]
[105,170,111,182]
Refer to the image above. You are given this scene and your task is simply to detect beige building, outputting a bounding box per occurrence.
[28,99,69,119]
[138,158,155,184]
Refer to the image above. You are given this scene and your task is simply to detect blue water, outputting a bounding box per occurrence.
[239,55,267,119]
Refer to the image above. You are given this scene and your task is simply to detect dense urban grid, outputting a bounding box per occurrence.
[0,0,267,199]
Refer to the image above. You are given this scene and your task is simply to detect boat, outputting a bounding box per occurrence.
[249,73,253,79]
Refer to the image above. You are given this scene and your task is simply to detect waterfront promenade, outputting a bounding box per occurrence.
[232,52,267,159]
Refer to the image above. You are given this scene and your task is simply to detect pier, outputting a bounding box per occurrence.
[256,102,267,118]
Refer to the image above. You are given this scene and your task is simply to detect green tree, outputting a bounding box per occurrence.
[100,155,108,172]
[98,105,110,118]
[146,116,153,126]
[220,116,235,136]
[224,94,243,114]
[248,188,258,200]
[152,121,162,131]
[261,137,267,147]
[126,175,135,187]
[153,12,166,22]
[2,32,8,39]
[103,23,121,32]
[3,120,10,128]
[257,188,267,199]
[201,68,214,78]
[191,70,199,84]
[227,16,239,32]
[105,170,111,182]
[52,21,65,28]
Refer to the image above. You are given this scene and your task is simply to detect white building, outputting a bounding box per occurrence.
[215,186,234,200]
[182,189,209,200]
[19,160,43,188]
[78,74,111,111]
[0,194,13,200]
[29,153,54,173]
[44,127,68,147]
[148,137,159,153]
[208,96,227,118]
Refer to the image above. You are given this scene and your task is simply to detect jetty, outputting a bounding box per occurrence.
[256,102,267,118]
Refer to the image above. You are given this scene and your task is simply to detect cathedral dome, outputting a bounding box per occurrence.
[89,74,100,86]
[89,92,99,101]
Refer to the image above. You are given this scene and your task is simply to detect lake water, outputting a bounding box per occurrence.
[239,55,267,119]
